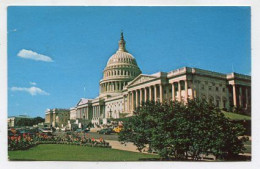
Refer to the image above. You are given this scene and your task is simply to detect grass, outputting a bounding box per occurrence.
[222,111,251,121]
[8,144,159,161]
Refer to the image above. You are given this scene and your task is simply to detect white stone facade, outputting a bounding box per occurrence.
[70,33,251,125]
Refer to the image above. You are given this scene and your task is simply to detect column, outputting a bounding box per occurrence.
[144,88,147,102]
[154,85,157,102]
[98,106,100,118]
[95,106,97,118]
[185,80,188,102]
[113,82,115,91]
[178,81,181,102]
[131,91,134,112]
[190,80,194,99]
[239,86,243,107]
[232,84,237,107]
[140,88,143,105]
[123,95,125,112]
[245,87,249,109]
[135,90,139,108]
[159,84,163,103]
[87,108,89,120]
[93,107,95,119]
[172,83,175,101]
[149,86,152,101]
[127,92,130,112]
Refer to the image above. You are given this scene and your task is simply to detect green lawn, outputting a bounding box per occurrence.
[9,144,159,161]
[222,111,251,121]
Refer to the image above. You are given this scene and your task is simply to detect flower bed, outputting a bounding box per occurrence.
[8,133,110,151]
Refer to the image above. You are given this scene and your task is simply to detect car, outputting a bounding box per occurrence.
[41,127,52,133]
[98,128,113,135]
[39,127,53,135]
[113,126,123,133]
[75,129,84,133]
[84,128,90,133]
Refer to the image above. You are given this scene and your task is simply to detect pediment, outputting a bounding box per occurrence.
[128,74,156,87]
[77,98,89,106]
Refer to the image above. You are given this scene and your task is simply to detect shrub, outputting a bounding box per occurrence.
[119,99,248,160]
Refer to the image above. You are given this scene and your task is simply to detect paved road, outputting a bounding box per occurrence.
[86,132,119,141]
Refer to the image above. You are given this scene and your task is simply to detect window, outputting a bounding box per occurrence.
[209,86,212,91]
[216,87,219,91]
[222,88,226,92]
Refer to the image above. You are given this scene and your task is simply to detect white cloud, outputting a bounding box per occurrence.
[11,86,50,96]
[17,49,53,62]
[8,29,17,33]
[29,82,37,86]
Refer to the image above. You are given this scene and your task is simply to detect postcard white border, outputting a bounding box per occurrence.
[1,0,259,169]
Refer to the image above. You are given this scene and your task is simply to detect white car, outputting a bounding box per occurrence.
[40,127,52,133]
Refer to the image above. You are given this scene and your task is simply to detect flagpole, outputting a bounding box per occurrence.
[84,87,86,98]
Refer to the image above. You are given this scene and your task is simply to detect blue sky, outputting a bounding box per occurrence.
[8,6,251,118]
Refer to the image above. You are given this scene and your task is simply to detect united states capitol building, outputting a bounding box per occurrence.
[45,33,251,127]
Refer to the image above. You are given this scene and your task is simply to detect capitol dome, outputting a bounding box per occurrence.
[99,32,142,96]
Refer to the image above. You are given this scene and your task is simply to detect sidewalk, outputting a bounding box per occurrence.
[106,140,140,153]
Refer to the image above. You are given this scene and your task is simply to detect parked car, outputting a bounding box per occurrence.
[98,128,113,135]
[113,126,123,133]
[75,129,84,133]
[39,127,52,135]
[84,128,90,133]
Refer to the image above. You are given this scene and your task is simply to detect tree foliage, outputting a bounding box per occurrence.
[119,99,248,160]
[16,117,45,127]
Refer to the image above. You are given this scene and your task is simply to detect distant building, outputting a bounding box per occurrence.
[45,109,70,128]
[7,115,32,128]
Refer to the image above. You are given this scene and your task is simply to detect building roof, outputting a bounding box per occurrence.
[77,98,92,106]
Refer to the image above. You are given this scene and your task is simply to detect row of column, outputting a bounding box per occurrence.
[104,69,136,78]
[100,81,127,93]
[171,80,193,102]
[93,106,100,120]
[127,84,164,112]
[232,84,250,108]
[78,107,89,119]
[126,80,193,113]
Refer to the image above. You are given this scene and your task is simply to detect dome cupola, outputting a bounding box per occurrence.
[99,32,142,97]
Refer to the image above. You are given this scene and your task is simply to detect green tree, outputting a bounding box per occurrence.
[119,99,248,160]
[16,117,44,127]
